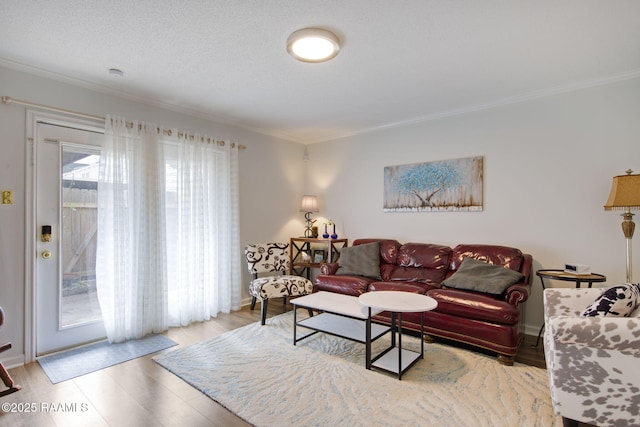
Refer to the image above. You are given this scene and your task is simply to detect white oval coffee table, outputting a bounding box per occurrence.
[359,291,437,380]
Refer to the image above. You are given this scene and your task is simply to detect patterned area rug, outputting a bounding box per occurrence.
[39,334,177,384]
[153,312,561,427]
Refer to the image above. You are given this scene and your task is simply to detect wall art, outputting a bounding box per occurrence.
[384,156,483,212]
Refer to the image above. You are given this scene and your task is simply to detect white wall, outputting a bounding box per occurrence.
[2,64,638,365]
[307,77,640,334]
[0,66,306,365]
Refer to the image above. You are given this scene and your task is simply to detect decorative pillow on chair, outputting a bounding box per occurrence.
[442,257,524,295]
[336,242,381,279]
[582,283,640,317]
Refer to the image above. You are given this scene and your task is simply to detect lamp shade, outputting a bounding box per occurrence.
[300,195,319,212]
[604,172,640,210]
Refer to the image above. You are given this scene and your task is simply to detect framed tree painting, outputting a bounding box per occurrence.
[384,156,483,212]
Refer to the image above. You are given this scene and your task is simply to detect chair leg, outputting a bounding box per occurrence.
[561,417,579,427]
[260,298,269,325]
[250,296,257,311]
[0,363,20,396]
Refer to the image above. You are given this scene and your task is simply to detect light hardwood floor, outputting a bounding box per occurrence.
[2,306,263,427]
[1,301,584,427]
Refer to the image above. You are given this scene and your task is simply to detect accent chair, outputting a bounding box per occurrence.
[543,287,640,427]
[245,242,313,325]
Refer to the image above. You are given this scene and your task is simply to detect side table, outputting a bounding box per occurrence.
[533,269,606,347]
[290,237,348,279]
[358,291,438,380]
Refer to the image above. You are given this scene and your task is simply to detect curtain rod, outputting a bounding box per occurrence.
[1,95,246,149]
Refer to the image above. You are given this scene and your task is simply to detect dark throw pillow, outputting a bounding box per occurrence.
[582,283,640,317]
[336,242,381,279]
[442,257,524,295]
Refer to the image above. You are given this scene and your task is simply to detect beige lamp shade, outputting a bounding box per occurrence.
[300,195,319,212]
[604,172,640,210]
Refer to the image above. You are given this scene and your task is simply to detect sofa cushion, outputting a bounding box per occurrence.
[379,243,451,284]
[353,239,400,265]
[397,243,451,269]
[368,281,427,294]
[336,242,381,279]
[427,288,519,324]
[383,266,448,286]
[582,283,640,317]
[449,244,524,272]
[442,257,524,295]
[314,274,375,296]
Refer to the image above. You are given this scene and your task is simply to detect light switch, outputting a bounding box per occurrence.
[2,190,13,204]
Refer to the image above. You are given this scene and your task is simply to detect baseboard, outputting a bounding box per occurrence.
[524,323,541,337]
[1,353,25,369]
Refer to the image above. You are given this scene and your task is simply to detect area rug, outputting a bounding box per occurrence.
[39,334,177,384]
[153,312,560,427]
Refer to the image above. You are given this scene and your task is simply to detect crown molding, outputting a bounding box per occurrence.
[3,57,639,146]
[0,57,300,143]
[305,69,640,144]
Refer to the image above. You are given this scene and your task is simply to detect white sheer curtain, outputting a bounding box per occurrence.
[96,116,168,343]
[165,132,241,326]
[97,115,241,343]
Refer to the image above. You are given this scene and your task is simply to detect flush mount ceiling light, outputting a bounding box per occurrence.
[287,28,340,63]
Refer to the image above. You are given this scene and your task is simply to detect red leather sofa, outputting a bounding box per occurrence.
[314,238,533,365]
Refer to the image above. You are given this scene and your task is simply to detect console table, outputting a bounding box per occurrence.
[290,237,348,279]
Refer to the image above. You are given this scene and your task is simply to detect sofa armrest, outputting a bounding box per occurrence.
[544,287,606,319]
[548,315,640,355]
[505,283,530,305]
[320,262,339,275]
[498,253,532,305]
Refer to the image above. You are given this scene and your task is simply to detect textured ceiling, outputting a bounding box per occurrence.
[1,1,639,143]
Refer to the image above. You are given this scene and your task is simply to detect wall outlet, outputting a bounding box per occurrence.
[2,190,13,204]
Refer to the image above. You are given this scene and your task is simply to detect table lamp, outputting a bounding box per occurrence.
[604,169,640,282]
[300,195,319,237]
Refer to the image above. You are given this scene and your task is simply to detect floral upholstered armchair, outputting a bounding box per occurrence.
[245,243,313,325]
[543,286,640,427]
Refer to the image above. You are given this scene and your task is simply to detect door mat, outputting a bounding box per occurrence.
[38,334,177,384]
